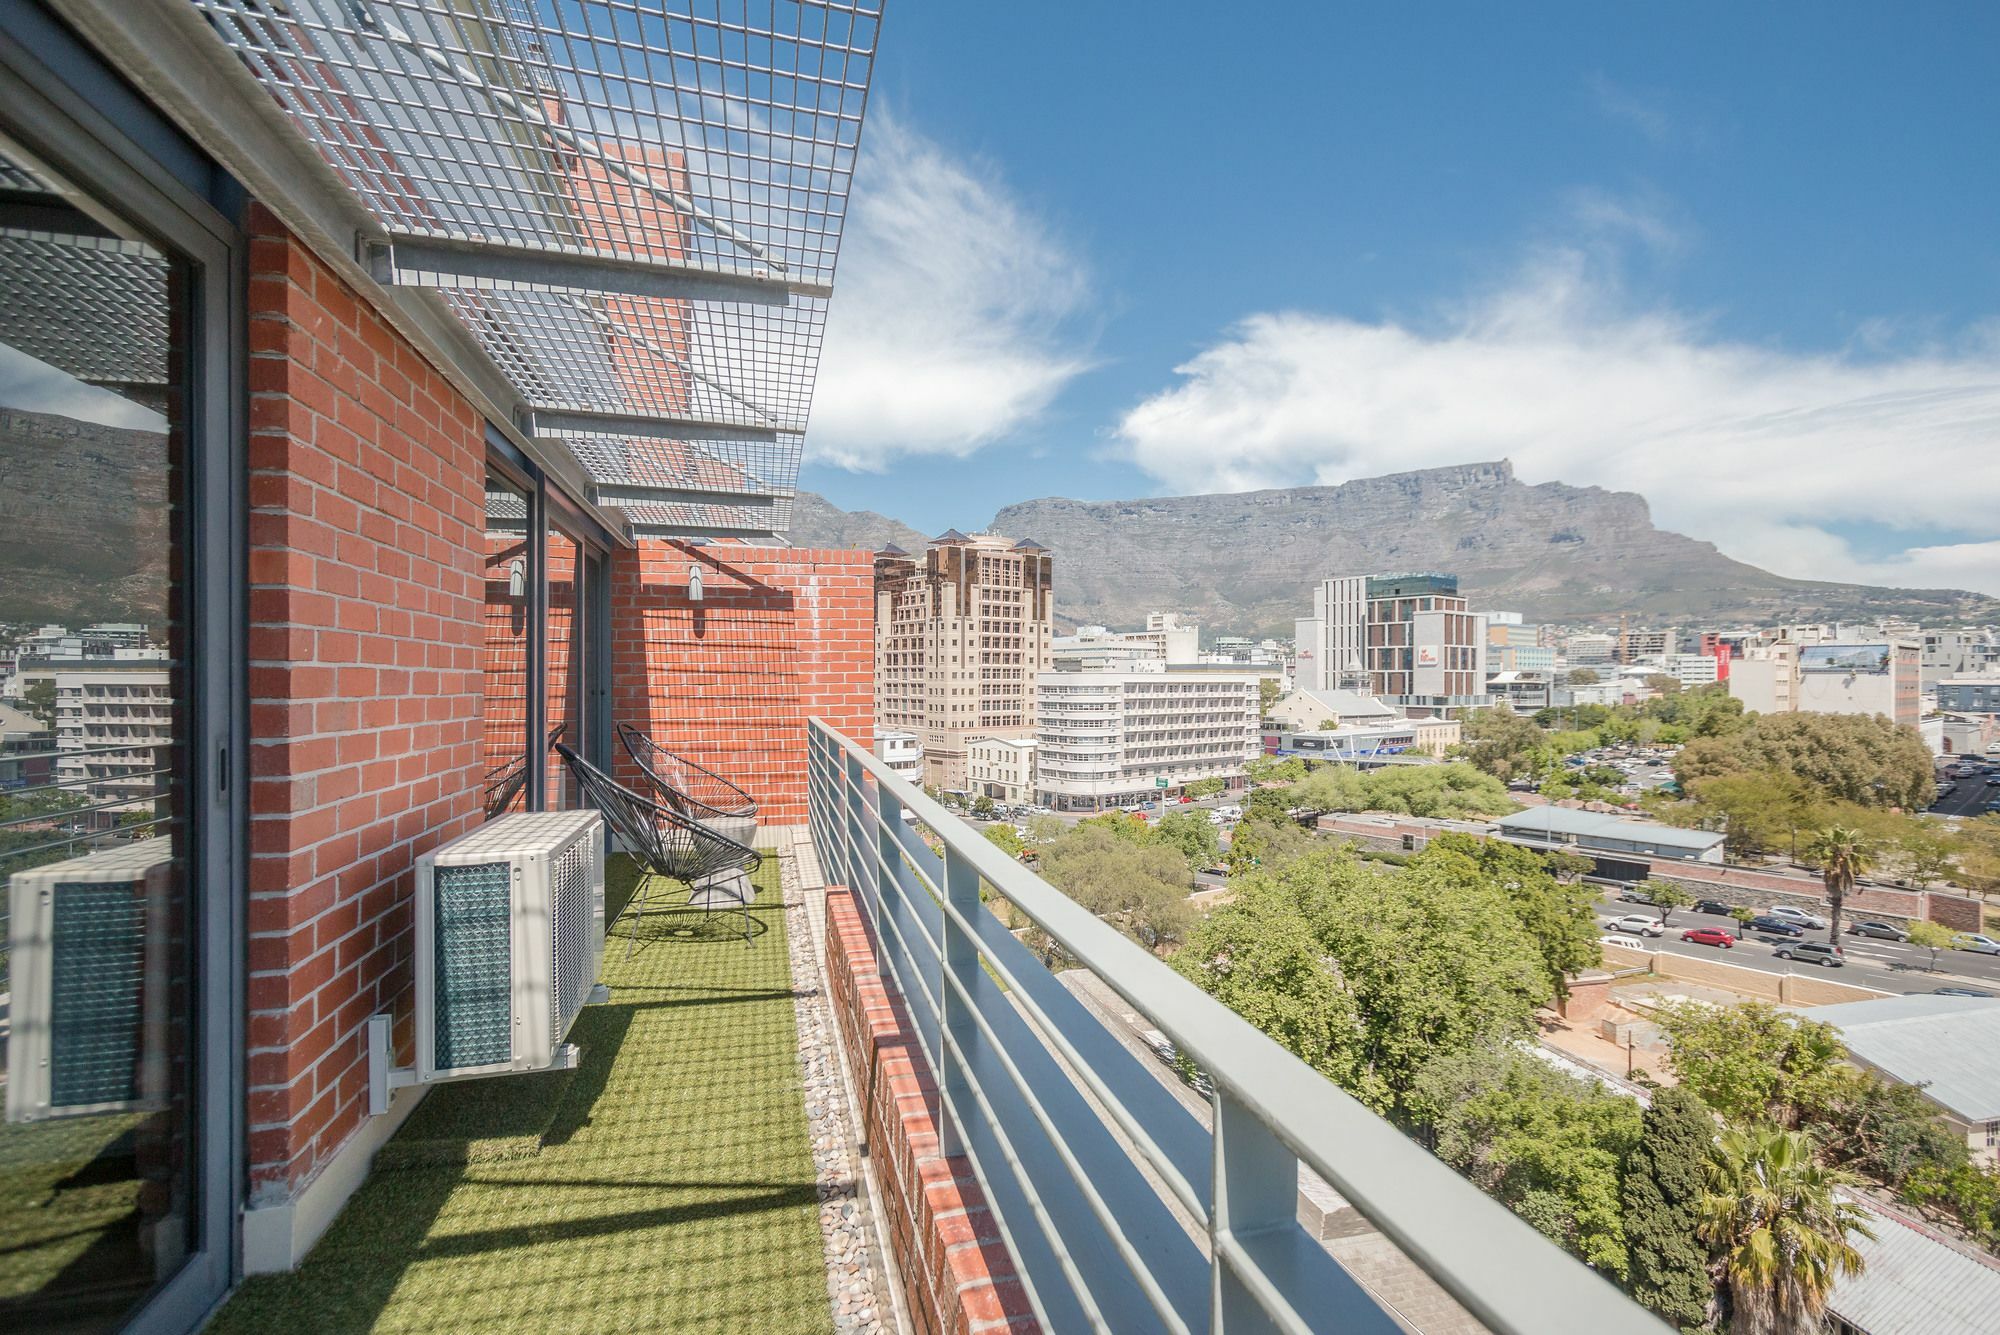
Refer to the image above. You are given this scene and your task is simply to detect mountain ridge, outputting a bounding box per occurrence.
[789,460,2000,636]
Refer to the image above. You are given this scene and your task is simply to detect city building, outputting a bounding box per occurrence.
[1728,642,1801,715]
[1695,632,1737,680]
[1791,642,1923,729]
[1563,632,1616,665]
[968,735,1039,805]
[1485,670,1557,713]
[1493,807,1727,864]
[1036,668,1260,811]
[0,699,53,792]
[1264,688,1401,731]
[1659,653,1721,687]
[1296,572,1488,715]
[1937,676,2000,715]
[1922,630,2000,689]
[1616,626,1677,663]
[873,531,1055,790]
[1486,615,1556,673]
[15,657,174,817]
[1809,996,2000,1168]
[1261,718,1459,762]
[872,729,924,785]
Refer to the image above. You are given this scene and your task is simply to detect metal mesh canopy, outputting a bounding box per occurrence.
[191,0,881,536]
[0,151,172,413]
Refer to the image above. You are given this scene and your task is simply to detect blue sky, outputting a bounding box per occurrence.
[802,4,2000,594]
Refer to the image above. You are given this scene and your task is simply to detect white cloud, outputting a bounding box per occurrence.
[1585,73,1678,147]
[806,113,1093,470]
[1111,248,2000,594]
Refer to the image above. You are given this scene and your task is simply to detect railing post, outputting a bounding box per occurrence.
[939,843,981,1157]
[1210,1090,1294,1333]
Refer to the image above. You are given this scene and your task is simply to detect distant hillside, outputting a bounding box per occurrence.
[789,460,2000,636]
[0,407,169,625]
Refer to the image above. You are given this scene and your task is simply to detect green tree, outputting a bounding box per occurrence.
[1643,880,1692,927]
[1460,706,1550,780]
[971,794,996,819]
[1801,825,1876,942]
[1184,775,1226,799]
[1622,1086,1719,1331]
[1289,764,1369,815]
[1037,826,1195,955]
[1644,674,1683,698]
[1258,676,1283,716]
[1023,814,1069,846]
[1246,754,1307,785]
[1675,711,1934,811]
[1687,770,1823,861]
[22,677,55,727]
[1656,1002,1847,1129]
[1076,810,1148,841]
[1730,905,1759,933]
[1355,763,1517,820]
[1566,668,1600,685]
[1225,814,1314,876]
[983,823,1026,860]
[1698,1126,1872,1335]
[1417,835,1601,1000]
[1177,849,1552,1112]
[1408,1046,1642,1278]
[1153,809,1220,871]
[1896,818,1962,887]
[1905,919,1965,971]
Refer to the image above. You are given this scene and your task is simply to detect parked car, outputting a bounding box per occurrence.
[1745,916,1805,938]
[1215,805,1242,820]
[1845,920,1910,942]
[1765,906,1827,930]
[1774,941,1845,967]
[1610,914,1667,938]
[1954,933,2000,955]
[1988,776,2000,786]
[1931,987,1997,998]
[1693,899,1734,917]
[1681,927,1736,948]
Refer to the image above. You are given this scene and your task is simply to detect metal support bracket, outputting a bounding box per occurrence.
[361,232,825,305]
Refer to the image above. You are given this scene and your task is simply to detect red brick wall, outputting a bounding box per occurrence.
[244,207,486,1204]
[825,887,1035,1334]
[609,539,873,822]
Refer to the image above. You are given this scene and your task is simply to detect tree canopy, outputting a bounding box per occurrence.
[1036,825,1195,955]
[1175,846,1552,1113]
[1675,711,1934,811]
[1655,1002,1846,1129]
[1622,1085,1719,1330]
[1416,834,1602,999]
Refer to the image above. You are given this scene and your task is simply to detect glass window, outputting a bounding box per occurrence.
[481,474,532,818]
[0,143,196,1329]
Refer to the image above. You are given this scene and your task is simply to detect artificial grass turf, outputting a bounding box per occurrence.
[211,856,832,1335]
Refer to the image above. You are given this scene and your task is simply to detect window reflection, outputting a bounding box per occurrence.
[482,478,531,818]
[0,145,192,1328]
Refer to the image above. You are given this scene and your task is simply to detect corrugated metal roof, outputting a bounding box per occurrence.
[1831,1196,2000,1335]
[1494,806,1725,851]
[1810,995,2000,1121]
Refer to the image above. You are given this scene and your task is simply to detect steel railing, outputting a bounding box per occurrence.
[806,718,1662,1335]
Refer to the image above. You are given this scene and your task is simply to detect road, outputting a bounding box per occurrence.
[1595,888,2000,996]
[1930,764,2000,819]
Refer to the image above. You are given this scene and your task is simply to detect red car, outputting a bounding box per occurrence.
[1681,927,1736,949]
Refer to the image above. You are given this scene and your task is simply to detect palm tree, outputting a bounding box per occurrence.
[1801,825,1875,943]
[1698,1126,1873,1335]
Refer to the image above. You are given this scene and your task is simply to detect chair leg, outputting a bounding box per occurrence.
[623,873,657,960]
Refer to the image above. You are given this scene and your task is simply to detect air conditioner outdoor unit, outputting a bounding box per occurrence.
[412,809,606,1084]
[7,838,172,1124]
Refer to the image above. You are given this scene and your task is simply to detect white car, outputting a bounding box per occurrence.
[1955,933,2000,956]
[1766,906,1828,931]
[1610,914,1667,938]
[1215,805,1243,820]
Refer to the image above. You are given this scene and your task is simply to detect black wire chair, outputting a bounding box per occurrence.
[481,724,568,818]
[615,723,759,846]
[555,741,760,951]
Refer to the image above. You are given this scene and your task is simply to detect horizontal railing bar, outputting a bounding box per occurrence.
[807,719,1663,1335]
[937,926,1208,1330]
[1217,1222,1403,1335]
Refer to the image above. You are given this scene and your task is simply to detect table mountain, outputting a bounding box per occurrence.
[789,460,2000,636]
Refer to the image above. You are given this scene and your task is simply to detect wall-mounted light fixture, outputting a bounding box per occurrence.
[688,564,704,603]
[507,556,526,598]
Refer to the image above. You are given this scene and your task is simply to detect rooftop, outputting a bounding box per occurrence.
[1809,995,2000,1121]
[1493,807,1726,852]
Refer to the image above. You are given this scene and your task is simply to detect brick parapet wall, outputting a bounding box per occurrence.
[244,206,485,1203]
[824,887,1036,1334]
[609,540,873,822]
